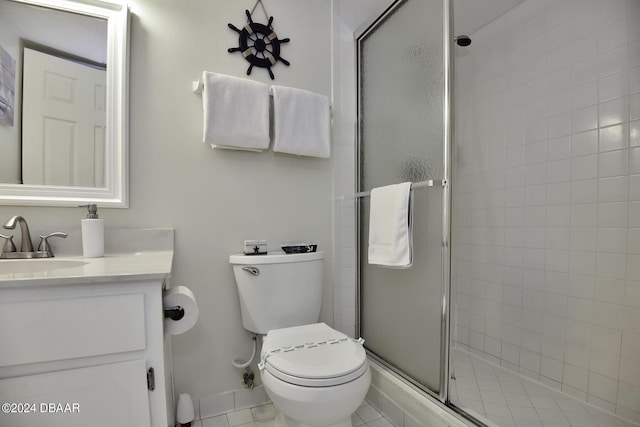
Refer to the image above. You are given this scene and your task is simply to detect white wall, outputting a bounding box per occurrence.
[453,0,640,421]
[0,0,333,404]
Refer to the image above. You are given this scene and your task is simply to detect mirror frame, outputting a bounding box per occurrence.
[0,0,129,207]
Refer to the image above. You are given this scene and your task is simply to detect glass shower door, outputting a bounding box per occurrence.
[356,0,451,398]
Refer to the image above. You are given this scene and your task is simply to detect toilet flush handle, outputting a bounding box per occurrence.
[242,266,260,276]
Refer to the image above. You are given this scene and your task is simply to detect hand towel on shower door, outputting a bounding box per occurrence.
[201,71,270,151]
[271,85,331,158]
[368,182,413,268]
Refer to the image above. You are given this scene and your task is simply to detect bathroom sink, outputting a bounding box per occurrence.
[0,259,88,274]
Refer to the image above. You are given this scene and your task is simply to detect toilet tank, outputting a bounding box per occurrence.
[229,252,324,334]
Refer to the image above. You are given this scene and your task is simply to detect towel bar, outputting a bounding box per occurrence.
[192,78,280,95]
[354,179,447,198]
[192,78,334,112]
[193,79,204,94]
[194,78,275,95]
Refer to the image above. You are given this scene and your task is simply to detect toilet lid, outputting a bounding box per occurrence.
[261,323,368,387]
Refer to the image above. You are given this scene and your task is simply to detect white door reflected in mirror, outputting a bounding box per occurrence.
[22,48,106,187]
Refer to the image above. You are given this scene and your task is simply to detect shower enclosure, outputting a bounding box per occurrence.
[356,0,452,402]
[355,0,640,426]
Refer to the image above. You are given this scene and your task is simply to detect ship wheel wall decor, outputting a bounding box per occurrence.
[228,8,290,80]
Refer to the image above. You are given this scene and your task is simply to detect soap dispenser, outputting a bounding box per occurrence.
[81,204,104,258]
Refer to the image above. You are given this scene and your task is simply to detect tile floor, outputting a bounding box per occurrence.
[450,348,639,427]
[191,349,639,427]
[191,401,394,427]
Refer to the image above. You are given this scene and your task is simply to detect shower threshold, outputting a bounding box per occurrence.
[449,348,639,427]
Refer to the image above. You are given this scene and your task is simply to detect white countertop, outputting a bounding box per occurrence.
[0,251,174,288]
[0,228,174,288]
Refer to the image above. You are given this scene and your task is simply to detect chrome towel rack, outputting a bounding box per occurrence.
[354,179,447,198]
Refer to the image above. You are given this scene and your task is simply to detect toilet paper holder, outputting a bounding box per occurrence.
[164,306,185,321]
[163,286,198,336]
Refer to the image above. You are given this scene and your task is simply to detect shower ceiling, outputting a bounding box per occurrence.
[453,0,526,36]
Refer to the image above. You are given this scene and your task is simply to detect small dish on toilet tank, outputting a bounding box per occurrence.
[281,242,318,254]
[244,240,267,255]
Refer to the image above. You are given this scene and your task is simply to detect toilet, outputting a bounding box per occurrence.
[229,251,370,427]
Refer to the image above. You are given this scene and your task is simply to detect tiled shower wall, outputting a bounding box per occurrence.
[453,0,640,422]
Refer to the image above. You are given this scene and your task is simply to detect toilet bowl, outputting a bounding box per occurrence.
[259,323,370,427]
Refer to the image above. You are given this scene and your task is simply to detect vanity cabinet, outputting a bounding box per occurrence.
[0,279,170,427]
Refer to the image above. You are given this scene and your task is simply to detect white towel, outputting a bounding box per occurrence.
[368,182,413,268]
[202,71,270,152]
[271,85,331,158]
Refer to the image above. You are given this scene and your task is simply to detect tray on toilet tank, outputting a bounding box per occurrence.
[281,242,317,254]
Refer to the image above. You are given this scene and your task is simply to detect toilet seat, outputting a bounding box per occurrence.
[260,323,368,387]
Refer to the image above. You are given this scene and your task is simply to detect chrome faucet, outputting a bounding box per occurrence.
[1,216,67,259]
[3,215,34,252]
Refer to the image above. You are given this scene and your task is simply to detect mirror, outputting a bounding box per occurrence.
[0,0,128,207]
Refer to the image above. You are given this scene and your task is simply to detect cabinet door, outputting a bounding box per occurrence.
[0,359,150,427]
[0,292,146,366]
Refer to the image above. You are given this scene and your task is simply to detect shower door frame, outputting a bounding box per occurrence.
[354,0,453,404]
